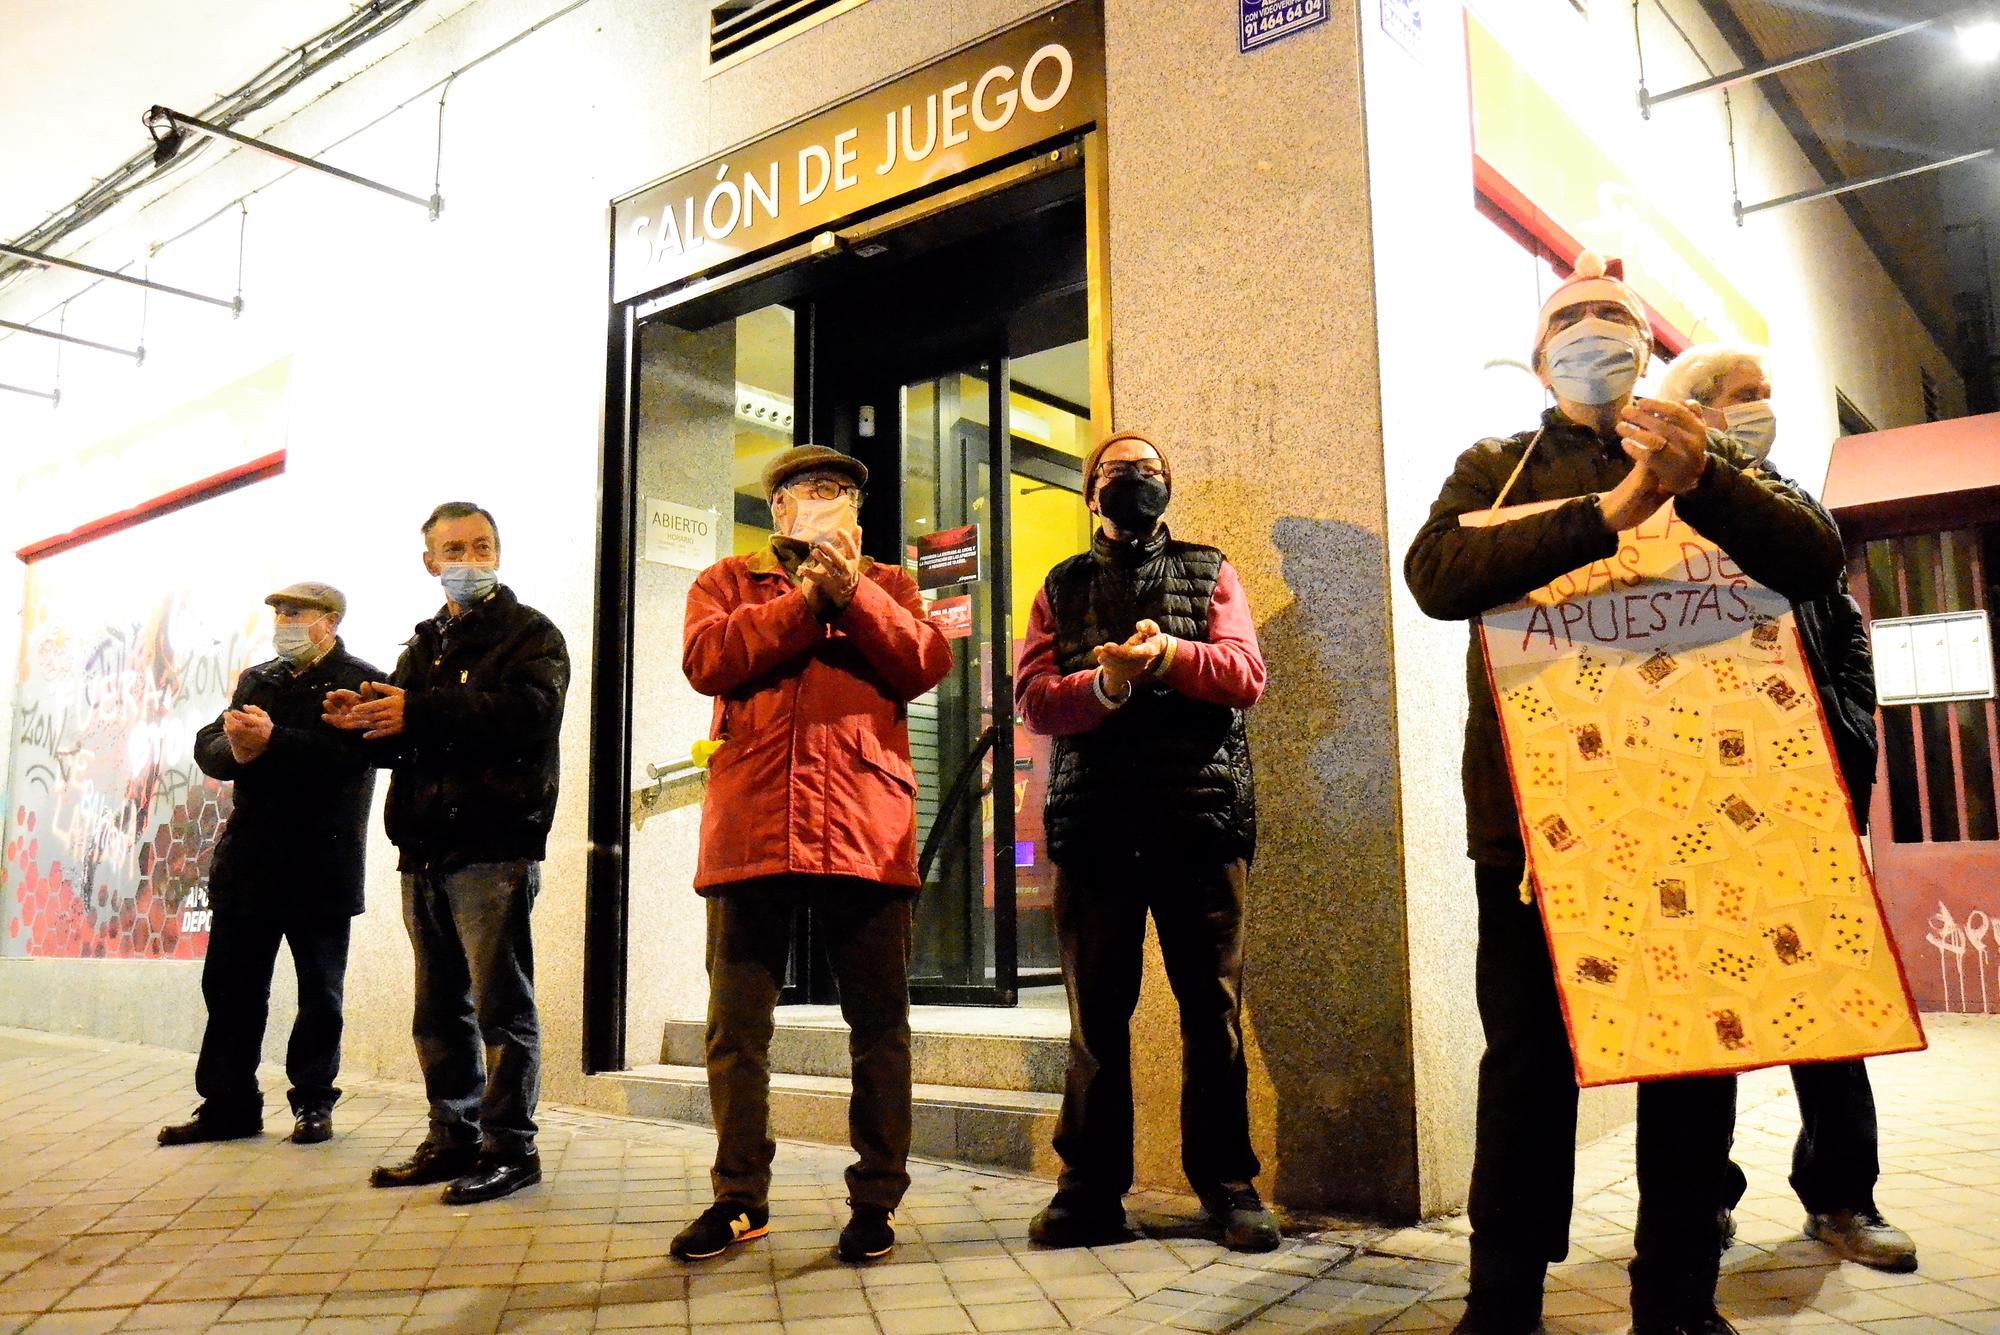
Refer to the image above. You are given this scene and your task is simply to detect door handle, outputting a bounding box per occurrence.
[918,725,998,885]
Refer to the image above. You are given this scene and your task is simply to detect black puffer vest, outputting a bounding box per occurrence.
[1043,526,1257,866]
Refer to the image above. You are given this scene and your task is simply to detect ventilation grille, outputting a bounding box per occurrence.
[711,0,855,65]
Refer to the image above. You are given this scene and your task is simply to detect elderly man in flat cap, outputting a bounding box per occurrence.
[672,445,952,1267]
[163,582,381,1148]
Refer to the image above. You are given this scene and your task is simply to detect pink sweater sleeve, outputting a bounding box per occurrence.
[1014,586,1113,737]
[1158,560,1266,708]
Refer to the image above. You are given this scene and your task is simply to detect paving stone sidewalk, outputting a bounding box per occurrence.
[1,1016,1996,1334]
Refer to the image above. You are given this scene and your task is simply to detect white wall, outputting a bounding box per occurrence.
[0,0,1055,1105]
[1358,0,1965,1213]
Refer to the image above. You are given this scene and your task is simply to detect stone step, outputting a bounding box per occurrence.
[658,1018,1069,1095]
[600,1064,1061,1177]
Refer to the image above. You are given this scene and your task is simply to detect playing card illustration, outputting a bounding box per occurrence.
[1710,725,1755,774]
[1697,939,1766,995]
[1635,1004,1690,1067]
[1740,614,1787,663]
[1662,698,1709,758]
[1662,819,1727,867]
[1805,832,1864,896]
[1538,878,1593,933]
[1762,988,1823,1056]
[1706,1003,1755,1056]
[1616,707,1658,761]
[1828,979,1900,1036]
[1760,915,1819,975]
[1650,874,1696,927]
[1592,886,1643,950]
[1567,716,1615,772]
[1707,788,1773,845]
[1565,947,1631,997]
[1531,807,1589,863]
[1701,873,1756,936]
[1752,842,1809,906]
[1755,670,1812,722]
[1631,647,1689,695]
[1640,939,1693,995]
[1562,646,1613,704]
[1700,653,1755,702]
[1761,723,1828,772]
[1823,903,1877,969]
[1647,759,1705,818]
[1523,742,1566,794]
[1502,681,1562,735]
[1573,774,1639,830]
[1581,999,1636,1075]
[1771,779,1844,831]
[1592,826,1650,886]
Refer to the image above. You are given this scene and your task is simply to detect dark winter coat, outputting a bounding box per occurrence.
[1403,408,1847,866]
[380,585,569,873]
[193,640,381,917]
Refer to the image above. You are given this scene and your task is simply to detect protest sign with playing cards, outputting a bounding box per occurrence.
[1472,501,1925,1086]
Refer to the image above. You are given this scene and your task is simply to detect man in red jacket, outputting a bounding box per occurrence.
[672,445,952,1268]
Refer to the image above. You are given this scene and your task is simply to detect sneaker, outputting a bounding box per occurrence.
[671,1200,769,1261]
[1202,1187,1280,1253]
[1027,1191,1128,1248]
[1805,1209,1917,1272]
[836,1204,895,1263]
[157,1108,261,1146]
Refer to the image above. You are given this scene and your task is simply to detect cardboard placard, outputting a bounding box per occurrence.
[1477,502,1925,1086]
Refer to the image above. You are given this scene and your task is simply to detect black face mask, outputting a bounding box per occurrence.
[1097,475,1169,533]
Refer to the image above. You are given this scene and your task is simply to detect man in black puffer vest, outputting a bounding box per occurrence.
[1016,430,1274,1253]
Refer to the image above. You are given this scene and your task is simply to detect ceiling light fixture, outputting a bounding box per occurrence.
[144,106,442,219]
[1959,19,2000,62]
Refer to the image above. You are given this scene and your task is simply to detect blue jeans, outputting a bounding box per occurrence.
[402,861,541,1156]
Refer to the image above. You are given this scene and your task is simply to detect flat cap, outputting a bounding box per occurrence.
[760,444,868,501]
[265,581,347,619]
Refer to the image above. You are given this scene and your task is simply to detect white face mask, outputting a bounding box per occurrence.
[1720,400,1777,462]
[272,622,320,664]
[786,495,854,547]
[1544,318,1647,406]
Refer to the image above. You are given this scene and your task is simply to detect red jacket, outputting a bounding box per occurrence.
[683,544,953,892]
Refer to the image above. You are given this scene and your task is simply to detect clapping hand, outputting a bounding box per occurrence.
[221,704,274,764]
[799,527,863,613]
[323,681,407,739]
[1094,619,1168,697]
[1617,397,1711,495]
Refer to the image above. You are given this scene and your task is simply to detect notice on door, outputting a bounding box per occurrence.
[929,593,974,640]
[644,498,719,571]
[915,524,982,590]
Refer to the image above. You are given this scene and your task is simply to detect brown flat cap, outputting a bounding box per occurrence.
[761,444,867,501]
[265,581,346,619]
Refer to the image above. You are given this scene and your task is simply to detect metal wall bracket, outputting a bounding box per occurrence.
[0,381,60,407]
[1638,10,1953,119]
[0,318,143,364]
[145,106,442,220]
[1736,146,1998,223]
[0,242,243,315]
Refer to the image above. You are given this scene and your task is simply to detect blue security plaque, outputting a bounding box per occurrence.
[1241,0,1329,53]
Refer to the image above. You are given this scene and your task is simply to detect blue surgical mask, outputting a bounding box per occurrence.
[440,563,499,607]
[1544,318,1645,406]
[1721,400,1777,462]
[272,623,318,664]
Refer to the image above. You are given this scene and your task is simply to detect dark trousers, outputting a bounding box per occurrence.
[195,908,352,1119]
[402,861,541,1157]
[1469,863,1734,1323]
[704,879,913,1211]
[1722,1059,1880,1216]
[1050,854,1259,1204]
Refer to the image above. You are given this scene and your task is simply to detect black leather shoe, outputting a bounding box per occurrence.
[441,1150,542,1204]
[837,1204,896,1263]
[1629,1309,1739,1335]
[291,1110,333,1144]
[369,1138,480,1188]
[158,1109,261,1146]
[1028,1192,1129,1248]
[1451,1290,1545,1334]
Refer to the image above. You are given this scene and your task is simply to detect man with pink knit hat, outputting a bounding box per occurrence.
[1404,254,1845,1335]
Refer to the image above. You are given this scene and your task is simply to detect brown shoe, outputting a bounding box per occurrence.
[369,1138,479,1188]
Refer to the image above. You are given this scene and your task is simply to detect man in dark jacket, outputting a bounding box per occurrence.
[324,501,569,1204]
[1404,254,1846,1335]
[163,581,378,1147]
[1015,430,1275,1254]
[1661,343,1915,1272]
